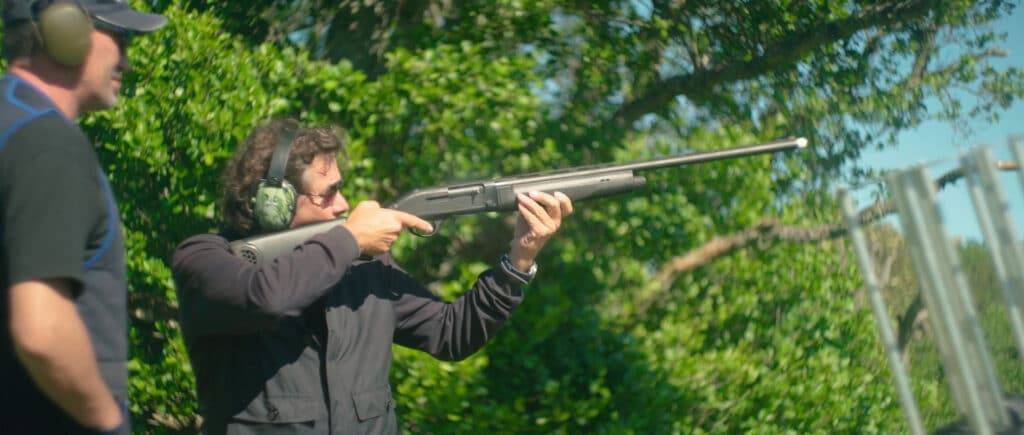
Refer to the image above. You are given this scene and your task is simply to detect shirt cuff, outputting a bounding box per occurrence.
[499,253,537,285]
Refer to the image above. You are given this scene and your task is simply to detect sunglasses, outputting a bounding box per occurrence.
[304,180,344,208]
[95,22,133,50]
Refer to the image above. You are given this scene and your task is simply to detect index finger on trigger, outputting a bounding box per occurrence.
[396,211,434,233]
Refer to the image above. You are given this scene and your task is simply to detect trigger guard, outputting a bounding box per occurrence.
[410,219,443,237]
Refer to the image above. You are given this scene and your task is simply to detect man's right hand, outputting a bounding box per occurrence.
[342,201,433,256]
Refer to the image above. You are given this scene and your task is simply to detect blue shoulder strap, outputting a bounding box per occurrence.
[82,170,118,270]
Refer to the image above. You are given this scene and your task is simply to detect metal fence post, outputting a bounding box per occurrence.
[887,167,1009,434]
[961,148,1024,359]
[839,189,926,435]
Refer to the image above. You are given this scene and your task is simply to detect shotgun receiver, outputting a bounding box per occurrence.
[231,137,808,264]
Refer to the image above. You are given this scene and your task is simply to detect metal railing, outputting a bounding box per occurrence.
[841,141,1024,434]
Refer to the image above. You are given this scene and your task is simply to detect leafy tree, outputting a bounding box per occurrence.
[3,0,1021,432]
[167,0,1024,180]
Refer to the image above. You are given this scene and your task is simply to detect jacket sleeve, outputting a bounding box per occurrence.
[171,226,360,337]
[389,257,529,361]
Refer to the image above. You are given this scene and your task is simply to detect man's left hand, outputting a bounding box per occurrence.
[509,191,573,272]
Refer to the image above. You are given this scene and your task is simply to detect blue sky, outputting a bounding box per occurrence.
[854,6,1024,241]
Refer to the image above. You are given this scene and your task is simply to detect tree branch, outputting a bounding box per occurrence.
[634,160,1020,318]
[920,47,1008,84]
[897,291,925,365]
[612,0,939,126]
[907,26,938,88]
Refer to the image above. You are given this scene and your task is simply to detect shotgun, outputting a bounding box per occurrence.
[231,137,808,264]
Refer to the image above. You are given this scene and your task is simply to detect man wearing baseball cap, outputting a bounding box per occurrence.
[0,1,166,434]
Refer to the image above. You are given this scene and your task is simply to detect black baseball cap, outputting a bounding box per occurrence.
[4,0,167,33]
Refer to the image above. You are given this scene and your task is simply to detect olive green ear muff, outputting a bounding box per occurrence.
[253,126,298,232]
[35,1,95,67]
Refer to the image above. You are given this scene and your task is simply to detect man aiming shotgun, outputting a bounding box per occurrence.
[172,119,804,434]
[172,119,575,434]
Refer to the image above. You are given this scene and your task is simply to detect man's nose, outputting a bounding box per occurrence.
[332,194,349,215]
[118,55,131,73]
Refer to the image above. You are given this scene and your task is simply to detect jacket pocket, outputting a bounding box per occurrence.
[352,386,393,422]
[231,395,320,424]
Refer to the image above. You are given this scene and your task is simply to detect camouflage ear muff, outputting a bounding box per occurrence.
[253,126,298,232]
[33,1,95,67]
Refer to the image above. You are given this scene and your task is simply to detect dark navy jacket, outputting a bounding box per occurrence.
[173,226,529,434]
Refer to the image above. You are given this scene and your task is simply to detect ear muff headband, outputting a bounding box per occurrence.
[33,1,95,67]
[253,126,298,232]
[265,127,294,188]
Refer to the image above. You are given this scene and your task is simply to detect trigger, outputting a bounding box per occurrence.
[411,219,443,237]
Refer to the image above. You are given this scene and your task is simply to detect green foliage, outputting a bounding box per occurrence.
[172,0,1024,186]
[8,0,1014,433]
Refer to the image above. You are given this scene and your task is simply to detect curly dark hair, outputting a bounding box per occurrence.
[220,118,346,237]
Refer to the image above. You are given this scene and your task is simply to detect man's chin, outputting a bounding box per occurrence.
[82,94,118,113]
